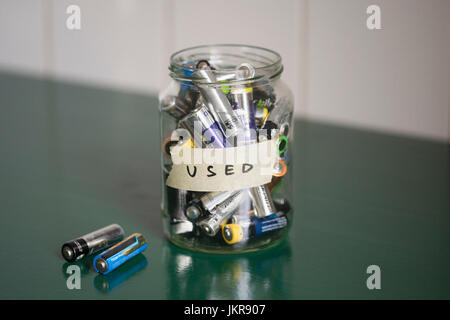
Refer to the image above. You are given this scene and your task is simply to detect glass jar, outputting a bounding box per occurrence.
[159,44,294,254]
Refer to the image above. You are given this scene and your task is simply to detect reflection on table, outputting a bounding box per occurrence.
[163,240,293,299]
[94,254,148,293]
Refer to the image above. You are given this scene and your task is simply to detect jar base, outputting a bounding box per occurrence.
[166,228,289,255]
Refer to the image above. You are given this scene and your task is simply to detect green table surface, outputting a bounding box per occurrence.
[0,72,448,300]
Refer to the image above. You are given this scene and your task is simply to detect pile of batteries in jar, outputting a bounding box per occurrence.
[162,59,292,247]
[61,224,147,275]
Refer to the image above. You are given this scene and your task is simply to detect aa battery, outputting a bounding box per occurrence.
[194,60,244,140]
[222,213,288,245]
[179,103,226,148]
[273,198,292,215]
[201,191,237,212]
[162,134,193,160]
[254,106,269,128]
[185,60,242,82]
[93,233,148,275]
[262,97,292,135]
[231,63,257,143]
[198,190,243,236]
[61,224,124,262]
[185,190,236,221]
[160,95,193,120]
[249,185,276,217]
[232,63,256,121]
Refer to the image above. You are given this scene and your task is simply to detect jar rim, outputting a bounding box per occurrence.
[169,44,283,83]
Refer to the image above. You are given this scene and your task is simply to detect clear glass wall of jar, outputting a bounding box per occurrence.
[159,45,294,253]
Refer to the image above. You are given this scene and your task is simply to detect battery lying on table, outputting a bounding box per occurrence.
[61,224,124,262]
[93,233,148,275]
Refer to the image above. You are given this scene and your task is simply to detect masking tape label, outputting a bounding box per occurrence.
[166,139,277,192]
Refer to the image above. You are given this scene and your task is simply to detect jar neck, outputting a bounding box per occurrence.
[169,44,283,85]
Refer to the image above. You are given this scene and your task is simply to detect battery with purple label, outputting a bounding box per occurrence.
[179,104,226,148]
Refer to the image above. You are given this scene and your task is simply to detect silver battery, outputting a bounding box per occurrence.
[232,63,256,116]
[229,63,277,219]
[231,63,257,143]
[184,190,235,221]
[195,96,222,135]
[179,103,226,148]
[161,95,193,120]
[200,191,236,212]
[216,72,237,82]
[249,185,276,217]
[198,190,243,236]
[61,224,124,262]
[194,61,244,140]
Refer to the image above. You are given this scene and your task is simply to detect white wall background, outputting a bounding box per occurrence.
[0,0,449,141]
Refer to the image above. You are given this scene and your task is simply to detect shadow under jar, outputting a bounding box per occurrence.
[159,44,294,254]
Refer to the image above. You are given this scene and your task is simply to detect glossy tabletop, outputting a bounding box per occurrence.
[0,72,448,299]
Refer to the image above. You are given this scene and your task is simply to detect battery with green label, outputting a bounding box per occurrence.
[93,233,147,275]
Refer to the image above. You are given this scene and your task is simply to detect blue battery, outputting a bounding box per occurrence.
[222,213,288,245]
[93,233,147,275]
[181,61,196,76]
[253,213,287,236]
